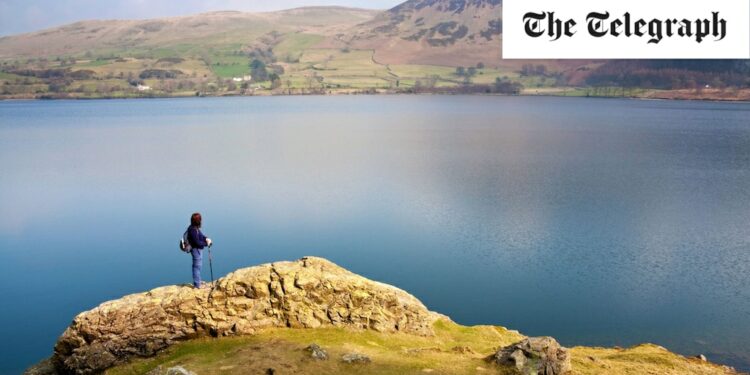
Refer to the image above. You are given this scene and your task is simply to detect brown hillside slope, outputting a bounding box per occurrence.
[323,0,502,66]
[0,7,379,59]
[321,0,591,75]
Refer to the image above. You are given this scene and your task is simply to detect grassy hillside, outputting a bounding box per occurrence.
[0,7,376,59]
[107,319,735,375]
[0,1,619,99]
[0,43,559,99]
[0,2,747,100]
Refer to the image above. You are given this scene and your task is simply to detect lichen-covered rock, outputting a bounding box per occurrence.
[165,367,195,375]
[491,337,572,375]
[342,353,371,364]
[52,257,437,374]
[306,343,328,360]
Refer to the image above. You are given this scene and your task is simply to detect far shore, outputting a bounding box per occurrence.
[2,88,750,104]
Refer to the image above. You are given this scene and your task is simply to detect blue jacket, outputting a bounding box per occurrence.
[187,225,208,250]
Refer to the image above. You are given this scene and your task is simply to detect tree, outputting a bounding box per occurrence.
[477,62,485,69]
[520,64,533,76]
[285,79,293,94]
[271,76,282,90]
[48,81,66,93]
[249,59,269,82]
[268,73,281,90]
[535,65,547,76]
[455,67,466,76]
[494,77,523,94]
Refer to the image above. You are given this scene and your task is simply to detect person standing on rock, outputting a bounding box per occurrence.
[187,213,212,288]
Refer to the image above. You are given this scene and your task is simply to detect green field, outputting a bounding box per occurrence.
[209,55,251,78]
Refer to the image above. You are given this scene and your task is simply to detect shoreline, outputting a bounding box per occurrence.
[3,90,750,104]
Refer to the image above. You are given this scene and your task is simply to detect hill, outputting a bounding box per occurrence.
[0,7,378,60]
[0,2,589,100]
[325,0,503,66]
[0,1,748,100]
[26,257,738,375]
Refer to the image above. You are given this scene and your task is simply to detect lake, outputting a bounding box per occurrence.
[1,96,749,374]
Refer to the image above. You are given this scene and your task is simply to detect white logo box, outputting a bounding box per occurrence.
[502,0,750,59]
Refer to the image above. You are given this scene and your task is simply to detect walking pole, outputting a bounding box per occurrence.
[208,246,215,284]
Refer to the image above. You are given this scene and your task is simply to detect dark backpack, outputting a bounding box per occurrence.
[179,230,192,253]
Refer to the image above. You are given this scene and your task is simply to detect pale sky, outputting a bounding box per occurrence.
[0,0,404,36]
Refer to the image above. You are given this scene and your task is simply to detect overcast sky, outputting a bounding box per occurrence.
[0,0,404,36]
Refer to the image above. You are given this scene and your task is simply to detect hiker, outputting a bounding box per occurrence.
[187,213,212,288]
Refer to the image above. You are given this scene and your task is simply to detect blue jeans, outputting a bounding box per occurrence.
[191,249,202,288]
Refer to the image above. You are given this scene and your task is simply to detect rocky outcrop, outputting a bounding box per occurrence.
[305,344,328,360]
[52,257,438,374]
[491,337,572,375]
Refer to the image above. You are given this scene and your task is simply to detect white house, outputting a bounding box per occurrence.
[232,75,253,82]
[137,84,151,91]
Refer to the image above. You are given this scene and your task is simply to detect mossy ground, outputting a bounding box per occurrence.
[106,319,734,375]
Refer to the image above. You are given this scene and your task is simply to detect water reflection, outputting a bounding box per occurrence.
[0,96,749,373]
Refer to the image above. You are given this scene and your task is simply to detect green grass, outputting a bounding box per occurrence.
[105,319,734,375]
[522,87,590,96]
[275,33,325,62]
[383,65,523,89]
[209,55,250,78]
[107,320,522,375]
[281,49,394,89]
[0,71,25,80]
[144,44,203,59]
[78,59,111,67]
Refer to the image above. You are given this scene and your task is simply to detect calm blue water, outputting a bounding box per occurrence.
[1,96,749,374]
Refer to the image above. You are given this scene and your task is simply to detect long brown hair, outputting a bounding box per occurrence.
[191,213,202,228]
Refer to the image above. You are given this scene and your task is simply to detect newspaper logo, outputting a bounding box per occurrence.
[503,0,750,59]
